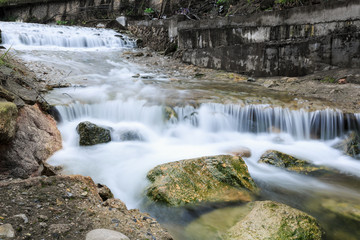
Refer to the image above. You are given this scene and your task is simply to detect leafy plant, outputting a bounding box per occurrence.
[144,8,155,14]
[56,20,68,25]
[216,0,228,5]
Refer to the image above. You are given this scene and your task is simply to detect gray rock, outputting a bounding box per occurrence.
[13,214,28,223]
[76,121,111,146]
[0,224,15,238]
[86,229,130,240]
[334,131,360,159]
[49,224,72,234]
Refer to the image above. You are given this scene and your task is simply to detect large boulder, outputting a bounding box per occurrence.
[0,175,173,240]
[76,121,111,146]
[146,155,258,206]
[334,131,360,159]
[0,104,62,179]
[258,150,335,176]
[185,201,323,240]
[0,101,17,143]
[226,201,323,240]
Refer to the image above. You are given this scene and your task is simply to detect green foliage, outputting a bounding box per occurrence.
[321,76,336,83]
[216,0,228,6]
[56,20,75,25]
[144,8,155,14]
[0,47,11,66]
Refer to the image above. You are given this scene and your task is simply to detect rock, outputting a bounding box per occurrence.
[228,147,251,158]
[0,224,15,238]
[163,106,178,122]
[0,101,17,143]
[263,79,278,88]
[86,229,130,240]
[321,198,360,222]
[105,20,126,31]
[146,155,258,206]
[258,150,336,176]
[226,201,323,240]
[97,183,114,201]
[117,130,144,141]
[76,121,111,146]
[0,175,173,239]
[333,131,360,158]
[0,104,62,179]
[338,78,347,84]
[13,214,28,223]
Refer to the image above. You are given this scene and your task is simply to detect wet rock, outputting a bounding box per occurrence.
[333,131,360,159]
[0,224,15,238]
[86,229,130,240]
[0,86,16,102]
[226,201,323,240]
[118,130,144,141]
[146,155,258,206]
[228,146,251,158]
[97,183,114,201]
[258,150,336,176]
[321,199,360,222]
[105,20,126,31]
[163,106,178,122]
[0,104,62,179]
[76,121,111,146]
[0,101,17,143]
[263,79,278,88]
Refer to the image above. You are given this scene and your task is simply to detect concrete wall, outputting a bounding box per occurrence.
[178,0,360,76]
[0,0,125,22]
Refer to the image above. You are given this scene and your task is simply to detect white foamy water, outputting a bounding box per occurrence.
[2,22,360,211]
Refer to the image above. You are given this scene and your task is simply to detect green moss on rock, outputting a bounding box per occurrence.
[76,121,111,146]
[0,101,17,143]
[333,131,360,159]
[226,201,323,240]
[258,150,336,176]
[146,155,258,206]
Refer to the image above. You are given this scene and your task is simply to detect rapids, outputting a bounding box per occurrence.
[1,21,360,239]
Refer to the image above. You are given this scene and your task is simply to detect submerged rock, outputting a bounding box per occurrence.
[321,198,360,222]
[334,131,360,159]
[258,150,335,176]
[76,121,111,146]
[163,106,178,122]
[0,101,17,143]
[226,201,323,240]
[146,155,258,206]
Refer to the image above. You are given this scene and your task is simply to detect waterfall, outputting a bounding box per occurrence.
[0,21,135,49]
[56,101,360,140]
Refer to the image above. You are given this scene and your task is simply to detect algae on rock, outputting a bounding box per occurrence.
[76,121,111,146]
[258,150,336,176]
[0,101,17,143]
[146,155,258,206]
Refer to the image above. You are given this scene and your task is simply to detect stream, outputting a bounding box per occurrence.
[1,21,360,239]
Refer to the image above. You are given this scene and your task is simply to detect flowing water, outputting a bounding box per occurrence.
[2,21,360,239]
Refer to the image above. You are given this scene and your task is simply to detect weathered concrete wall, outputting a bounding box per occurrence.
[0,0,125,22]
[178,0,360,76]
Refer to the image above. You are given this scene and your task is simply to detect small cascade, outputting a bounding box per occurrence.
[56,101,360,140]
[0,21,135,49]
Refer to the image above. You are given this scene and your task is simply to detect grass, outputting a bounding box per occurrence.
[0,47,12,66]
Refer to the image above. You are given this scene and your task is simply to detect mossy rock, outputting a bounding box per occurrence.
[0,101,18,143]
[163,106,178,122]
[258,150,336,176]
[146,155,258,207]
[333,131,360,159]
[226,201,323,240]
[76,121,111,146]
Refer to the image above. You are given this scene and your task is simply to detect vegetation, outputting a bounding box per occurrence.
[0,47,11,66]
[144,8,155,14]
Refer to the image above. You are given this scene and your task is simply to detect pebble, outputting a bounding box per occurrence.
[86,229,130,240]
[0,224,15,238]
[13,214,28,223]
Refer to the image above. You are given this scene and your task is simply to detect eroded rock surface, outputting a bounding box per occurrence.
[0,104,62,179]
[146,155,258,206]
[0,175,173,240]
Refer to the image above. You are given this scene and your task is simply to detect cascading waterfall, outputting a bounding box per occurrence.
[0,21,135,49]
[57,101,360,140]
[2,21,360,240]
